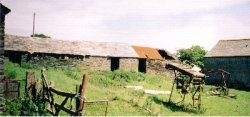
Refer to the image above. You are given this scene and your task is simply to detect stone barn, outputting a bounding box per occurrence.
[204,39,250,90]
[132,46,175,76]
[4,34,139,71]
[0,3,11,80]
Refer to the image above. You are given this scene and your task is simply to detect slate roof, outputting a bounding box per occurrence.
[132,46,163,60]
[206,39,250,57]
[4,34,139,58]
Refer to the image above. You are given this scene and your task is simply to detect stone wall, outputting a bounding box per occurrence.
[76,56,111,71]
[1,4,10,80]
[22,54,112,71]
[25,54,79,68]
[146,59,171,77]
[5,52,112,71]
[204,57,250,89]
[6,51,173,77]
[18,53,139,72]
[119,58,138,72]
[0,15,4,80]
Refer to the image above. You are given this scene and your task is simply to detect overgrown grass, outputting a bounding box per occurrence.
[3,60,250,116]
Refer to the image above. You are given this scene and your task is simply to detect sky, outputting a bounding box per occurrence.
[1,0,250,53]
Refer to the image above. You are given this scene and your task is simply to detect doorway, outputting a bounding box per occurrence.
[111,57,120,71]
[138,59,146,73]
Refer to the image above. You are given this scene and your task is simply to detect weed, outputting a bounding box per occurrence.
[62,67,81,80]
[112,70,146,82]
[111,96,120,101]
[143,96,153,111]
[5,68,17,79]
[2,98,22,115]
[3,97,47,116]
[21,62,36,69]
[3,61,250,116]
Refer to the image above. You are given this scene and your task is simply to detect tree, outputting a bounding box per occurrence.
[31,33,51,38]
[176,45,207,68]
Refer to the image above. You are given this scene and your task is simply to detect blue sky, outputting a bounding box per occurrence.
[2,0,250,52]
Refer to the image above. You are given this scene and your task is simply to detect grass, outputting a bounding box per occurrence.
[3,60,250,116]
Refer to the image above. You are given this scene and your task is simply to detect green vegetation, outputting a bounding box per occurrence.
[176,45,207,68]
[31,33,51,38]
[2,61,250,116]
[3,97,47,116]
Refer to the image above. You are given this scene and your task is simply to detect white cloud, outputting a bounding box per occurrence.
[2,0,250,53]
[82,0,250,18]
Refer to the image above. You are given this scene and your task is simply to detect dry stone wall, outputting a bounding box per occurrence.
[7,51,173,78]
[21,54,140,72]
[119,58,138,72]
[22,55,109,71]
[76,56,111,71]
[146,59,171,77]
[1,4,11,81]
[0,13,5,80]
[18,54,112,71]
[22,54,78,68]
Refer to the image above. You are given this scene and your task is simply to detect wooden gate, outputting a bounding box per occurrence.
[26,69,109,116]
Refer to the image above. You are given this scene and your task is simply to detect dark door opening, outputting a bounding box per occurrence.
[6,51,22,65]
[138,59,146,73]
[111,57,120,71]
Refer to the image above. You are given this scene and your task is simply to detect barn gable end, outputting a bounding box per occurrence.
[204,39,250,90]
[132,46,172,76]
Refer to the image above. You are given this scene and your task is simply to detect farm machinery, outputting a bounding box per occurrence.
[166,62,205,109]
[165,61,236,110]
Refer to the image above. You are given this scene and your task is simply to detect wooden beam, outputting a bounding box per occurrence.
[85,100,109,103]
[54,103,76,115]
[166,62,205,78]
[49,87,75,98]
[55,97,69,115]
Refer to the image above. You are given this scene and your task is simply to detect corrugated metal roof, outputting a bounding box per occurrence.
[206,39,250,57]
[132,46,163,60]
[5,34,139,58]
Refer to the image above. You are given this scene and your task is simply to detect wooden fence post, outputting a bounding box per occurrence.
[25,72,37,97]
[75,74,88,116]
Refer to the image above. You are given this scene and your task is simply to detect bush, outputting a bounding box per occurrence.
[3,97,47,116]
[5,69,17,79]
[4,61,19,79]
[31,33,51,38]
[176,45,207,68]
[3,98,22,115]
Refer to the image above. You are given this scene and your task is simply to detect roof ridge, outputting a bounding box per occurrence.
[206,38,250,57]
[220,38,250,41]
[132,45,158,49]
[5,34,139,58]
[5,34,129,45]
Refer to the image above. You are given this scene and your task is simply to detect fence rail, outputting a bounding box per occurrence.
[48,87,75,98]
